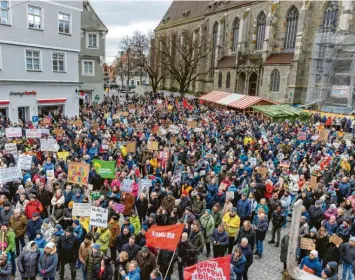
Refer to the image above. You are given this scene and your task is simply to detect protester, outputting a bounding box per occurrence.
[93,256,113,280]
[9,208,27,257]
[38,241,58,280]
[17,240,40,280]
[223,207,240,254]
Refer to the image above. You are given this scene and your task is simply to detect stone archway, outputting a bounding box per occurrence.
[237,72,246,94]
[248,72,258,96]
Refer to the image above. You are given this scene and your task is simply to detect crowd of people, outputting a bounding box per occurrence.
[0,92,353,280]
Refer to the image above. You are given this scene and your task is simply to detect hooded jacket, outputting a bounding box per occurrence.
[78,239,92,264]
[129,215,141,236]
[136,251,157,280]
[230,254,246,280]
[38,245,58,278]
[222,212,241,237]
[340,242,355,265]
[0,259,11,280]
[41,223,55,243]
[199,214,215,241]
[94,228,111,253]
[85,250,104,280]
[57,233,80,263]
[121,267,141,280]
[17,241,40,278]
[299,256,322,277]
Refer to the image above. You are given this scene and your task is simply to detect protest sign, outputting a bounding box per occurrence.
[40,139,58,152]
[128,104,135,110]
[113,203,125,213]
[92,159,115,179]
[67,162,90,185]
[310,175,318,189]
[72,203,91,217]
[219,182,228,191]
[257,167,268,177]
[135,124,144,132]
[90,206,108,228]
[171,136,177,144]
[112,114,120,120]
[206,154,214,159]
[146,224,184,251]
[41,129,50,136]
[329,233,343,246]
[297,132,307,141]
[53,128,65,137]
[121,179,133,193]
[46,170,54,179]
[147,141,158,151]
[119,112,129,117]
[92,122,99,131]
[159,150,169,161]
[57,152,69,161]
[279,160,290,168]
[187,121,197,128]
[6,128,22,138]
[300,238,316,250]
[5,143,17,154]
[73,120,83,127]
[18,154,32,170]
[0,167,22,183]
[25,129,41,138]
[226,191,234,200]
[319,129,328,141]
[157,99,163,104]
[249,158,257,166]
[140,179,152,195]
[90,191,102,201]
[43,117,51,124]
[126,142,136,153]
[184,256,230,280]
[169,125,179,134]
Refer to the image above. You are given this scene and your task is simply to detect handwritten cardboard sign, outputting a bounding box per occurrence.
[90,206,108,228]
[25,129,42,138]
[297,132,306,141]
[67,162,90,185]
[0,167,22,183]
[119,112,129,117]
[219,182,228,191]
[310,175,318,189]
[43,117,51,125]
[72,203,91,217]
[257,167,268,177]
[329,233,343,246]
[6,128,22,138]
[147,141,159,151]
[135,124,144,132]
[187,121,198,128]
[126,142,136,153]
[73,120,83,127]
[300,238,316,250]
[53,128,65,137]
[40,139,58,152]
[5,143,17,154]
[319,130,328,142]
[18,154,32,170]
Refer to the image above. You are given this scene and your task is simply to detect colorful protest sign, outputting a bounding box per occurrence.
[121,179,133,193]
[219,182,228,191]
[6,128,22,138]
[53,128,65,137]
[146,224,184,251]
[184,256,230,280]
[92,160,115,179]
[279,160,290,168]
[90,191,102,201]
[46,170,54,179]
[113,203,125,213]
[297,132,307,141]
[40,139,58,152]
[67,162,90,185]
[300,238,316,250]
[126,142,136,153]
[18,154,32,170]
[226,191,234,200]
[147,141,158,151]
[72,203,91,217]
[169,125,179,134]
[57,152,69,161]
[159,150,169,161]
[25,129,41,138]
[90,206,108,228]
[5,143,17,154]
[0,167,22,183]
[43,117,51,124]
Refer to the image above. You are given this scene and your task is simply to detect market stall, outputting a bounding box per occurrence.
[251,104,311,122]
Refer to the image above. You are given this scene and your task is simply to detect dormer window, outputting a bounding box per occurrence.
[182,10,190,17]
[162,16,170,24]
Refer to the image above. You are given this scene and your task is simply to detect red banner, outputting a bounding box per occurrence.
[184,255,231,280]
[146,224,184,251]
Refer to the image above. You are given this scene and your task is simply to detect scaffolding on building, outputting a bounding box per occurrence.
[306,28,355,113]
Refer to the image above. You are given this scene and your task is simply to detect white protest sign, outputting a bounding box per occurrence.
[121,179,133,193]
[90,206,108,228]
[25,129,42,138]
[41,129,50,135]
[18,154,32,170]
[157,99,163,104]
[169,125,180,134]
[0,166,22,183]
[249,158,257,167]
[46,170,54,178]
[72,203,91,217]
[140,179,151,195]
[40,139,58,152]
[6,128,22,138]
[5,143,17,154]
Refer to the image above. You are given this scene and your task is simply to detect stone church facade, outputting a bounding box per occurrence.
[155,1,354,104]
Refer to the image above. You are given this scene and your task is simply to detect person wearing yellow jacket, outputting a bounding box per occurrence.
[130,210,141,235]
[94,227,111,254]
[223,207,240,254]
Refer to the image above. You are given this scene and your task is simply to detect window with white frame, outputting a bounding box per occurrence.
[52,53,65,72]
[82,60,94,76]
[270,69,280,92]
[58,12,70,34]
[26,50,41,71]
[0,1,9,24]
[87,33,98,48]
[28,5,42,29]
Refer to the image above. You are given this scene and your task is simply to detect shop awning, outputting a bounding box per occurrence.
[199,91,232,103]
[229,96,276,109]
[251,104,311,121]
[217,94,244,106]
[37,98,67,103]
[0,100,10,105]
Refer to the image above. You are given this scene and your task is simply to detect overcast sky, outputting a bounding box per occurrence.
[90,1,172,65]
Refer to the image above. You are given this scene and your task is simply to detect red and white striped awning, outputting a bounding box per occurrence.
[229,96,265,109]
[37,98,67,103]
[199,91,232,103]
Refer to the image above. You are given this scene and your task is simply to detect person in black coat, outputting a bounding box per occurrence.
[36,183,52,218]
[253,213,268,259]
[115,227,131,253]
[157,249,175,280]
[135,226,147,247]
[121,236,141,261]
[210,224,228,258]
[27,213,43,241]
[323,242,341,269]
[235,220,256,251]
[135,193,148,224]
[57,226,80,280]
[238,238,253,280]
[308,200,324,230]
[93,256,113,280]
[177,232,196,280]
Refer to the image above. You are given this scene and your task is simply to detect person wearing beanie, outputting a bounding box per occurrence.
[161,191,176,214]
[0,201,13,226]
[85,243,104,280]
[136,245,157,280]
[53,224,64,245]
[223,206,241,254]
[57,225,80,280]
[299,249,322,277]
[199,209,215,257]
[38,240,58,279]
[41,218,55,243]
[34,229,46,249]
[72,219,85,243]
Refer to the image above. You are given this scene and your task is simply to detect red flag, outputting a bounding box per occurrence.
[183,98,193,110]
[146,224,184,251]
[199,99,204,105]
[184,255,231,280]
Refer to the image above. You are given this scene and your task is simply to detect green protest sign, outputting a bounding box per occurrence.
[92,160,116,179]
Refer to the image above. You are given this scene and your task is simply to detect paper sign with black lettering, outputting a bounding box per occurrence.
[18,154,32,170]
[0,166,22,183]
[72,203,91,217]
[40,139,58,152]
[90,206,108,228]
[5,143,17,154]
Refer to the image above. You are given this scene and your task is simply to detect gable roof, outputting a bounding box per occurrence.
[82,0,108,33]
[216,56,236,69]
[265,53,294,65]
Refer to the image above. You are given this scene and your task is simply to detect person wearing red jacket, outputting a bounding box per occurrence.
[24,194,44,220]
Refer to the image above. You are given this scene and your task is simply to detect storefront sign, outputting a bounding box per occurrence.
[5,127,22,138]
[26,129,42,138]
[10,91,37,96]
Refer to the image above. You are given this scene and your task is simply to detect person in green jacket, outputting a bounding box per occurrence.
[94,227,111,255]
[130,210,141,236]
[199,210,215,257]
[212,203,223,228]
[1,222,16,277]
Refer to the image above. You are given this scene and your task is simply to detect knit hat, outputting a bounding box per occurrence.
[231,207,237,213]
[55,225,62,231]
[205,209,211,215]
[3,202,10,207]
[43,218,50,224]
[142,225,148,231]
[92,243,100,250]
[18,185,24,192]
[329,204,337,211]
[310,250,318,258]
[45,242,55,249]
[350,236,355,242]
[73,219,80,226]
[310,227,318,235]
[124,217,130,222]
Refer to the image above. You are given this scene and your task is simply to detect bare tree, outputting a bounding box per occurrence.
[132,30,165,94]
[159,30,211,95]
[119,35,137,87]
[115,52,125,87]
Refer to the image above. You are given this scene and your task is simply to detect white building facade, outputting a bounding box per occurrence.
[0,0,82,123]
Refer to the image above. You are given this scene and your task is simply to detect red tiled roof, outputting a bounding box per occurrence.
[216,56,236,69]
[200,91,232,103]
[265,53,294,65]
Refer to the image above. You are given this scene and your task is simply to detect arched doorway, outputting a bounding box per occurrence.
[237,72,246,94]
[248,72,258,96]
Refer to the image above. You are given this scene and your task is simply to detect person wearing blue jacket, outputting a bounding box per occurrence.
[299,250,322,277]
[72,219,84,242]
[120,260,141,280]
[237,193,251,225]
[230,247,246,280]
[27,213,43,241]
[38,241,58,280]
[211,224,229,258]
